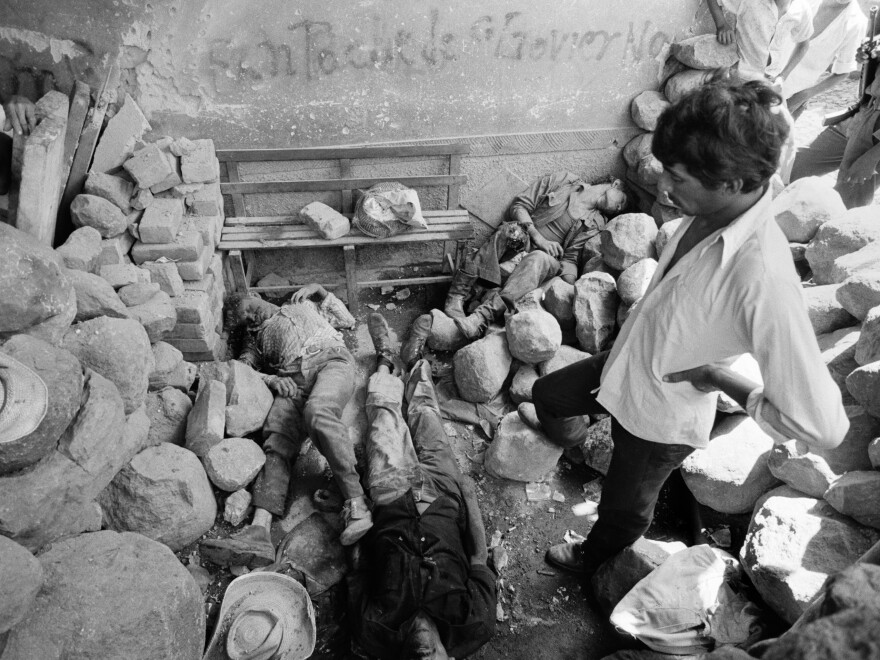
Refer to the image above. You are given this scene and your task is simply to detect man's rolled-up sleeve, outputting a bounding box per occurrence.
[742,278,849,451]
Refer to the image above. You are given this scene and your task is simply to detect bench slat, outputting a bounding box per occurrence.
[219,228,472,250]
[220,174,466,195]
[223,220,470,239]
[217,143,470,162]
[225,209,468,227]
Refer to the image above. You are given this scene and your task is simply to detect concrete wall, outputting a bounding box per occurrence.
[1,0,713,146]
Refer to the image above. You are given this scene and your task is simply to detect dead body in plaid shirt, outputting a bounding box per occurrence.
[200,283,372,568]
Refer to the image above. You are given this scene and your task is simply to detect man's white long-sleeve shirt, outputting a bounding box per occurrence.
[597,188,849,449]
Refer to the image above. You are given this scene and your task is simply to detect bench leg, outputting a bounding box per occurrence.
[455,239,467,271]
[228,250,249,293]
[343,244,359,316]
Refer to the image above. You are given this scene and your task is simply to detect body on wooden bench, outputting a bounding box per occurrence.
[217,143,473,314]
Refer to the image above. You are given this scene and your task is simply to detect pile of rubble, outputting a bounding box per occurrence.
[437,174,880,628]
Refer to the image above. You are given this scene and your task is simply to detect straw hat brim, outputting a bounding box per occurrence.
[203,572,316,660]
[0,353,49,445]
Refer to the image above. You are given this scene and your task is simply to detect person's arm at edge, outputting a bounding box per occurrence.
[778,40,812,83]
[787,73,848,113]
[707,0,735,45]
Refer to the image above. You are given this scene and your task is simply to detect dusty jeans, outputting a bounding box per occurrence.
[252,346,362,515]
[532,352,696,574]
[364,359,461,506]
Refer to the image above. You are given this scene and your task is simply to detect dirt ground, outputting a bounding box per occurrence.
[191,73,875,660]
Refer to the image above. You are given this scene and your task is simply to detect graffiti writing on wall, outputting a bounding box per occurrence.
[207,11,669,92]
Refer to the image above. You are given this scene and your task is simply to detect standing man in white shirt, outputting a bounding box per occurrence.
[784,0,867,118]
[530,80,849,580]
[707,0,815,86]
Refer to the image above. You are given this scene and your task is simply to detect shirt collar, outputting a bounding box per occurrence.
[676,185,775,269]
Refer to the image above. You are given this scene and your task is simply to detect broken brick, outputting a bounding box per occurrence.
[123,143,174,189]
[130,231,203,264]
[84,172,134,212]
[138,198,184,244]
[181,139,219,184]
[142,260,185,297]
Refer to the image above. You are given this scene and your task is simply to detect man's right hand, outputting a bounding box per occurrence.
[714,18,734,45]
[268,375,299,398]
[533,235,564,259]
[291,283,327,302]
[3,96,36,135]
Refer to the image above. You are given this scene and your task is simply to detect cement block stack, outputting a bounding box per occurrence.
[623,34,738,224]
[73,101,227,363]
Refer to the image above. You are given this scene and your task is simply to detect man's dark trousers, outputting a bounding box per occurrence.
[532,351,695,574]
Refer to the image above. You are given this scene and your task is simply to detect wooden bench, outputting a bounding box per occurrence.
[217,144,473,314]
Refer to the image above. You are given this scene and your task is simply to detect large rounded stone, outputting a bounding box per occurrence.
[655,217,682,257]
[543,277,575,326]
[830,243,880,282]
[509,364,539,405]
[0,336,84,475]
[846,362,880,417]
[225,360,274,437]
[771,176,846,243]
[63,316,154,414]
[70,193,129,238]
[600,213,658,271]
[538,344,591,376]
[761,607,880,660]
[100,443,217,550]
[740,485,880,624]
[617,258,657,306]
[506,309,561,364]
[824,471,880,529]
[145,387,193,446]
[681,414,780,514]
[622,132,654,169]
[453,332,512,403]
[0,536,42,633]
[836,270,880,320]
[630,91,669,132]
[203,437,266,491]
[484,412,562,482]
[664,68,712,104]
[0,369,138,551]
[0,223,73,339]
[854,306,880,366]
[65,268,129,322]
[672,34,738,69]
[56,226,103,273]
[805,207,880,284]
[1,530,204,660]
[815,405,880,475]
[803,284,856,335]
[767,440,837,498]
[574,271,619,353]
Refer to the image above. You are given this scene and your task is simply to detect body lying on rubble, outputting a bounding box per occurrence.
[442,171,629,342]
[200,284,373,568]
[529,79,849,582]
[345,313,496,660]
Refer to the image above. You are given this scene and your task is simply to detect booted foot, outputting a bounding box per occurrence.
[454,313,485,341]
[517,402,542,432]
[340,496,373,546]
[443,295,466,319]
[200,525,275,568]
[545,541,586,574]
[367,313,404,373]
[401,313,433,369]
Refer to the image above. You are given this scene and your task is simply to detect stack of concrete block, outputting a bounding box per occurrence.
[67,95,228,362]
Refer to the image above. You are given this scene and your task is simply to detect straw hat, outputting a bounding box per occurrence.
[0,353,49,445]
[203,572,316,660]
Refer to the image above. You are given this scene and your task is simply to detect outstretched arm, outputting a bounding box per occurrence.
[460,477,488,566]
[291,282,328,302]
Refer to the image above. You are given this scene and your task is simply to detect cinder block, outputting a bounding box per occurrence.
[84,172,134,212]
[143,260,185,297]
[166,331,219,353]
[177,244,214,281]
[91,93,151,174]
[96,232,136,267]
[181,139,219,184]
[130,230,203,264]
[139,197,184,244]
[168,316,214,339]
[186,181,223,216]
[174,289,212,324]
[123,143,173,189]
[99,263,151,289]
[150,150,183,194]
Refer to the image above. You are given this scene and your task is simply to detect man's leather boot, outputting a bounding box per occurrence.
[401,313,433,369]
[454,292,507,340]
[367,313,403,373]
[443,269,477,319]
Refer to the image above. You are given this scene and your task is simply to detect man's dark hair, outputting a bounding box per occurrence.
[652,79,790,193]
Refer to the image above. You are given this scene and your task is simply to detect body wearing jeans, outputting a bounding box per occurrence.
[347,359,496,659]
